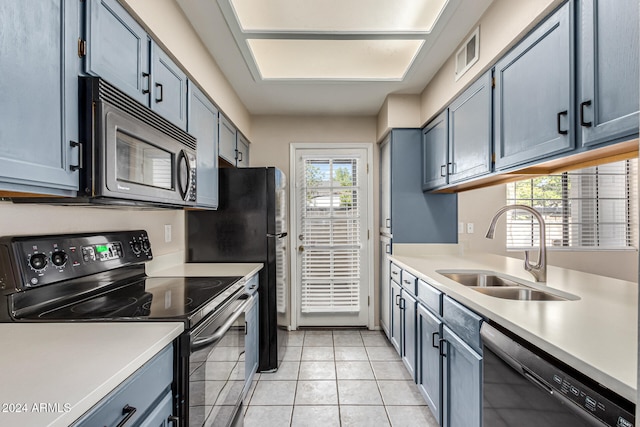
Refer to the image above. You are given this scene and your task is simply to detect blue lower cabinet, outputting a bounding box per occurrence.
[390,279,402,354]
[245,292,259,394]
[418,304,443,425]
[400,290,417,380]
[137,391,174,427]
[442,325,482,427]
[75,344,174,426]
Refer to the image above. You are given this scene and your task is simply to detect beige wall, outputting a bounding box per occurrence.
[376,94,422,141]
[458,186,638,282]
[250,115,381,325]
[121,0,252,138]
[0,202,185,256]
[420,0,562,125]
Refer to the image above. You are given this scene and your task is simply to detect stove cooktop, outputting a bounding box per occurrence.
[35,276,244,322]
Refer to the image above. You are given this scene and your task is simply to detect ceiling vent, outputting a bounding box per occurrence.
[455,27,479,80]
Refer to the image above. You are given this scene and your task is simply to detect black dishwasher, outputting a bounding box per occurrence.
[481,322,635,427]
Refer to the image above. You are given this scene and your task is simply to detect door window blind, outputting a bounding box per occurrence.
[299,157,361,313]
[506,159,638,250]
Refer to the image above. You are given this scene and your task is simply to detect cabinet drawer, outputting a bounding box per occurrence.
[443,296,482,353]
[417,279,442,315]
[75,344,174,426]
[401,270,417,295]
[390,263,402,284]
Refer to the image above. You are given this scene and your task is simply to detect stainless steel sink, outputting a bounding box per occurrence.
[436,269,578,301]
[472,287,568,301]
[438,272,526,287]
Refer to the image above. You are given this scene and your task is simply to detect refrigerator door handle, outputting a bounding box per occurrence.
[267,232,288,238]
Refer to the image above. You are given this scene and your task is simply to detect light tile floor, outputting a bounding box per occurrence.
[243,330,439,427]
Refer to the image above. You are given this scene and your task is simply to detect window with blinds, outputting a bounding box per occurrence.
[505,159,638,250]
[299,157,361,313]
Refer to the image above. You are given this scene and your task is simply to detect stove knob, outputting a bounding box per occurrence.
[141,241,150,253]
[51,251,68,267]
[29,253,47,270]
[131,242,141,254]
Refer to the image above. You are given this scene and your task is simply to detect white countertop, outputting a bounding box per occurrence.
[0,322,183,427]
[145,251,263,279]
[390,248,638,402]
[148,263,263,278]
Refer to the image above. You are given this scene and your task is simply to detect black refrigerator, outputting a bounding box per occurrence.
[186,167,288,372]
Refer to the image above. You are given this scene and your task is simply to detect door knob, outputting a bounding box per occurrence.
[298,245,304,253]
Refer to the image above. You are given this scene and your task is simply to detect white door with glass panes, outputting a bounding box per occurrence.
[292,147,371,327]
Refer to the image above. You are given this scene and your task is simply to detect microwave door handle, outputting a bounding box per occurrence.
[191,298,251,350]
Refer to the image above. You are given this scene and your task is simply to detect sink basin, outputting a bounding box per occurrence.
[472,287,568,301]
[436,269,578,301]
[438,272,526,287]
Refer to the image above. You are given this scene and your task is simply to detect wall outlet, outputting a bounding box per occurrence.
[164,224,172,243]
[458,222,465,234]
[467,223,474,234]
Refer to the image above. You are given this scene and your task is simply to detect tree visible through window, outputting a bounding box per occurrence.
[505,159,638,250]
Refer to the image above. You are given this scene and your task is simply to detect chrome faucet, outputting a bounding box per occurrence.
[485,204,547,282]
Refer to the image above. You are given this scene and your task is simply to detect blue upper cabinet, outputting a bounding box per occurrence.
[494,1,574,170]
[151,42,188,130]
[236,133,250,167]
[85,0,187,130]
[85,0,150,106]
[422,111,449,191]
[391,129,457,244]
[448,71,492,184]
[0,0,80,196]
[577,0,639,147]
[188,81,219,209]
[219,114,238,165]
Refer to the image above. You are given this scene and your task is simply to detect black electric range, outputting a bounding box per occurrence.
[0,230,252,427]
[0,230,244,328]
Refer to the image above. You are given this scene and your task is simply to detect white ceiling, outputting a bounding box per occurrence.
[176,0,494,116]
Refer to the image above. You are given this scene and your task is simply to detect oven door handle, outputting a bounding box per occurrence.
[191,298,252,350]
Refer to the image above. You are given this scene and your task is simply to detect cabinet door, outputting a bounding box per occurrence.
[85,0,150,105]
[137,390,173,427]
[151,42,188,130]
[418,304,442,425]
[219,115,237,165]
[0,0,80,196]
[422,110,449,191]
[578,0,639,147]
[379,236,392,337]
[442,326,482,427]
[245,293,259,389]
[379,135,392,235]
[236,133,250,167]
[448,71,491,184]
[188,82,219,208]
[494,2,574,170]
[401,290,417,380]
[390,279,402,354]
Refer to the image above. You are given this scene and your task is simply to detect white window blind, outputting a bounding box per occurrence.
[299,157,361,313]
[506,159,638,250]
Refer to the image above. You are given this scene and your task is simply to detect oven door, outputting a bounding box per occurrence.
[100,101,196,206]
[186,295,251,427]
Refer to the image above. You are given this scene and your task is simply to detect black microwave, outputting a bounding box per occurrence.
[74,77,197,207]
